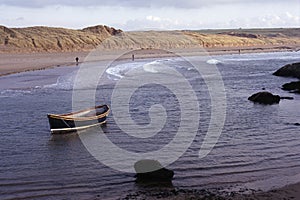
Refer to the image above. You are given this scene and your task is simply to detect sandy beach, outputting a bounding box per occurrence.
[0,44,298,77]
[0,51,89,76]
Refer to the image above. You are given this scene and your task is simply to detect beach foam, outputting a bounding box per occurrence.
[106,60,171,80]
[43,70,77,90]
[143,60,162,73]
[0,89,33,98]
[207,59,222,65]
[106,62,144,80]
[221,51,300,62]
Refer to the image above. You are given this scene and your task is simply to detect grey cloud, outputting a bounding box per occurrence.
[16,17,24,21]
[0,0,298,9]
[0,0,149,8]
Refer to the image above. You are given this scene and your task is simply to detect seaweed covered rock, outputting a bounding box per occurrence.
[273,62,300,79]
[134,160,174,183]
[248,92,280,105]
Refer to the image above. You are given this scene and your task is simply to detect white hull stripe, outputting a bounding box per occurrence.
[51,121,106,133]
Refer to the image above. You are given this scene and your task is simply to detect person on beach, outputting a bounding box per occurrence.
[75,57,79,65]
[132,54,135,61]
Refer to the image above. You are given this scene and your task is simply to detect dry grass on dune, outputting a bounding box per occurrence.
[184,29,300,48]
[0,25,300,53]
[0,25,122,53]
[98,31,200,50]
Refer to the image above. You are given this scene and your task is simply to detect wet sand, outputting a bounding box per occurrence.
[120,182,300,200]
[0,51,89,76]
[0,45,298,77]
[232,182,300,200]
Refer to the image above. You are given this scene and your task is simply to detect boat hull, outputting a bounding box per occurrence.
[47,105,109,134]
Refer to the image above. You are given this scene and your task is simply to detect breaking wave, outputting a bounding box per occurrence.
[106,60,169,80]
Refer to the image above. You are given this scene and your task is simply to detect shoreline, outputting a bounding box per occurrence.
[119,182,300,200]
[0,51,89,77]
[0,45,299,77]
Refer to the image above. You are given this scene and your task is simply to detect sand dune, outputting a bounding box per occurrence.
[0,25,122,53]
[1,25,299,53]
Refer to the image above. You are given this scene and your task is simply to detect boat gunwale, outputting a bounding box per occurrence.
[47,105,110,121]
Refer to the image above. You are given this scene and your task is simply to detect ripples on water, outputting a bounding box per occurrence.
[0,52,300,199]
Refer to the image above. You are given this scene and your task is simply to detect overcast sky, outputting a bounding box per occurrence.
[0,0,299,30]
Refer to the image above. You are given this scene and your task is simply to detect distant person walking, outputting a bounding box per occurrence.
[132,54,135,61]
[75,57,79,65]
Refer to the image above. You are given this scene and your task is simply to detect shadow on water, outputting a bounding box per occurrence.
[135,180,174,190]
[49,132,79,141]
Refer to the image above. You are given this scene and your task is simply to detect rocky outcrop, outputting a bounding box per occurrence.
[273,62,300,94]
[273,62,300,79]
[248,92,281,105]
[282,81,300,93]
[134,160,174,183]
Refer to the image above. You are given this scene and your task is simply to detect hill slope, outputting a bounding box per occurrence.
[0,25,299,53]
[0,25,122,52]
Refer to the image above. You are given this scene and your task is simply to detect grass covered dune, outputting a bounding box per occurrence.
[1,25,300,53]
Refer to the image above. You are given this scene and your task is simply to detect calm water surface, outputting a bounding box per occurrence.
[0,51,300,199]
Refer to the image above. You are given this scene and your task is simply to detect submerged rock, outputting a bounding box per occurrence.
[248,91,280,105]
[134,160,174,183]
[273,62,300,79]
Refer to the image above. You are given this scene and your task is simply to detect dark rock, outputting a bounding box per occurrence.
[273,62,300,79]
[248,91,280,105]
[282,81,300,93]
[280,96,294,100]
[134,160,174,183]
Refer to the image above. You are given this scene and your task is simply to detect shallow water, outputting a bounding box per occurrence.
[1,51,300,199]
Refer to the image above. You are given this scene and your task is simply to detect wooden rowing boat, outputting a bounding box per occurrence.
[47,105,110,134]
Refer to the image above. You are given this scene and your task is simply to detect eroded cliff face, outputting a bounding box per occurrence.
[1,25,299,53]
